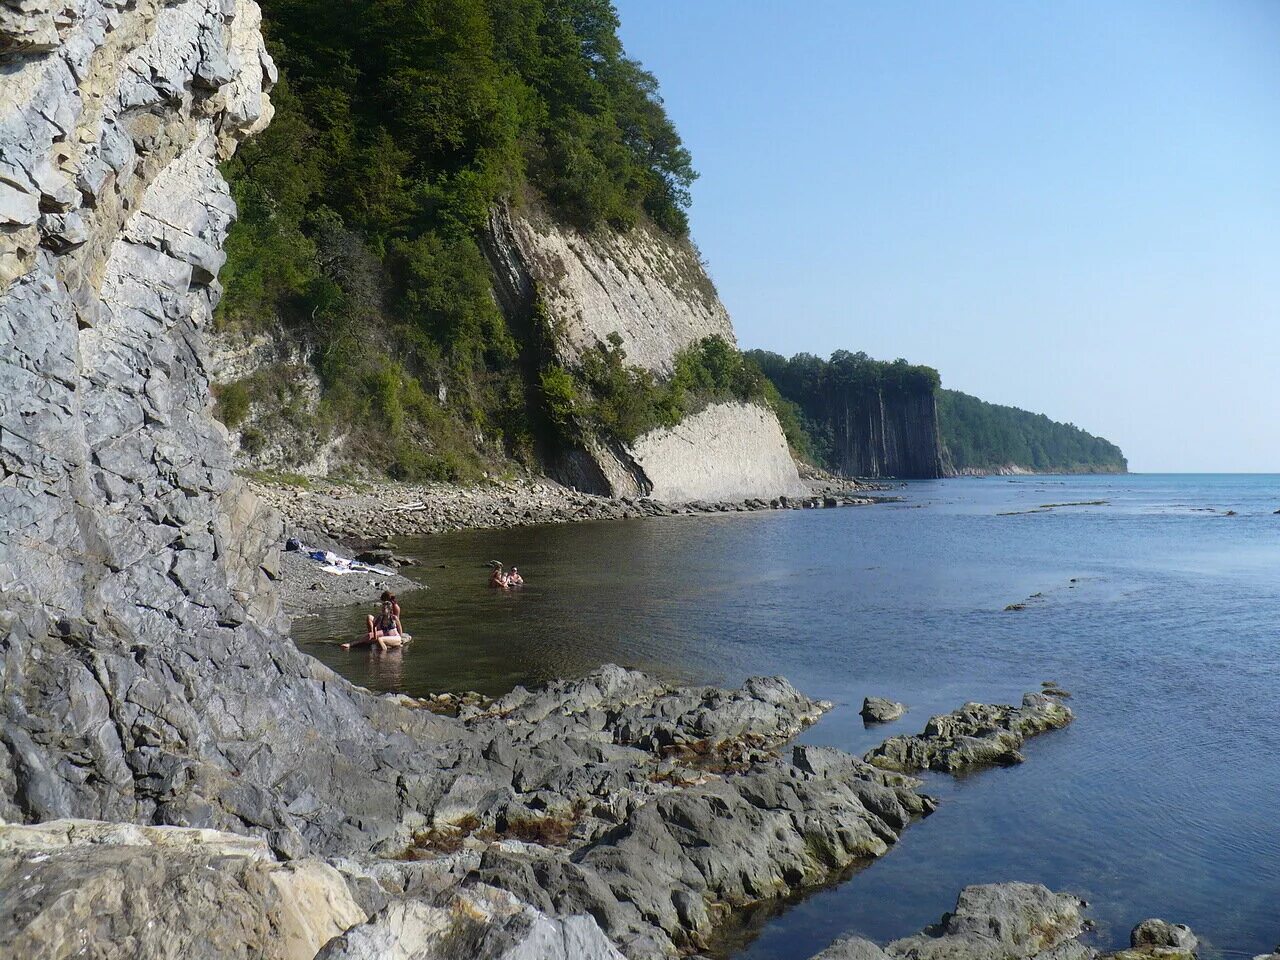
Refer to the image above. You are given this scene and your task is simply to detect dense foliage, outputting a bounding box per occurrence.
[749,350,1126,475]
[217,0,697,479]
[938,390,1127,474]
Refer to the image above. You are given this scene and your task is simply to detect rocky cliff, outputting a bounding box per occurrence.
[826,388,946,479]
[0,0,478,858]
[486,202,805,500]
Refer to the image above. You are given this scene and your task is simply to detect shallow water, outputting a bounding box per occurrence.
[293,474,1280,958]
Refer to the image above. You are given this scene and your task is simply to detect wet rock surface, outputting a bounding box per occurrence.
[861,696,907,723]
[0,667,882,957]
[807,883,1199,960]
[864,693,1073,773]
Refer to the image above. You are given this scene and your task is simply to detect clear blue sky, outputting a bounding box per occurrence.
[613,1,1280,472]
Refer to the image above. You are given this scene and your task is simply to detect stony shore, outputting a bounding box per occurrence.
[277,549,426,618]
[250,473,895,545]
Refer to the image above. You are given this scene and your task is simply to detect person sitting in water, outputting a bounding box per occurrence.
[344,593,405,649]
[364,591,400,640]
[488,562,509,588]
[369,600,403,649]
[507,566,524,586]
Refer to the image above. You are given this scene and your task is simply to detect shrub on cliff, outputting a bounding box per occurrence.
[218,0,697,477]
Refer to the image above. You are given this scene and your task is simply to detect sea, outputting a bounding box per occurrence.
[294,474,1280,959]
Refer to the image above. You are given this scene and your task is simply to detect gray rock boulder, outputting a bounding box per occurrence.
[886,883,1088,960]
[1106,919,1198,958]
[814,937,891,960]
[0,819,366,960]
[316,885,625,960]
[865,694,1073,773]
[1129,920,1197,953]
[861,696,907,723]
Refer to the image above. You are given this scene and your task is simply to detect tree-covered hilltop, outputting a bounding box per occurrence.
[938,390,1127,474]
[748,350,1127,477]
[217,0,738,481]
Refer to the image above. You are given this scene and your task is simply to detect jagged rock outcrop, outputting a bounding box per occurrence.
[0,819,626,960]
[0,0,479,860]
[865,693,1073,774]
[0,819,366,960]
[485,200,805,501]
[808,883,1199,960]
[0,662,930,958]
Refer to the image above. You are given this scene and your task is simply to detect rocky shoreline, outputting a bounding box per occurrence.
[3,666,1087,959]
[277,549,426,618]
[6,667,1235,960]
[250,474,896,545]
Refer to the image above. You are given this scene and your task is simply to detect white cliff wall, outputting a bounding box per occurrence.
[486,202,805,501]
[629,402,805,503]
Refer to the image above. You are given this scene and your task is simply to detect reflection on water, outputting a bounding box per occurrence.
[292,474,1280,959]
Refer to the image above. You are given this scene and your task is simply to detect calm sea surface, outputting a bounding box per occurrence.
[294,474,1280,959]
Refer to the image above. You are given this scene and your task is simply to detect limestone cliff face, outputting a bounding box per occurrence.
[0,0,463,857]
[486,202,805,501]
[826,389,946,480]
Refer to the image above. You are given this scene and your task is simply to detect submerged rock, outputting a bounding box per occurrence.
[864,693,1073,773]
[861,696,907,723]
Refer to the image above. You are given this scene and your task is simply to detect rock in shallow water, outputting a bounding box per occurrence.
[861,696,907,723]
[807,883,1202,960]
[864,693,1073,773]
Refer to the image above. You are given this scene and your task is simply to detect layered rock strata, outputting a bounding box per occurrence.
[485,201,806,501]
[0,0,485,862]
[826,389,946,480]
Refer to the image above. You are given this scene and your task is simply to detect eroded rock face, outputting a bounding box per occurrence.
[864,693,1073,774]
[0,819,367,960]
[0,0,477,860]
[485,200,805,501]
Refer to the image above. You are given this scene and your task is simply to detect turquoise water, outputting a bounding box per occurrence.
[295,474,1280,958]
